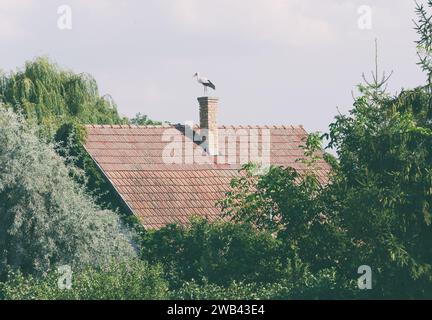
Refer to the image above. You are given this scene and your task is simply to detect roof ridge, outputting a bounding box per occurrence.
[218,125,304,129]
[84,124,173,129]
[84,124,305,130]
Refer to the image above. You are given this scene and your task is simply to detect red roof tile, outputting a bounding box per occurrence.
[84,124,330,229]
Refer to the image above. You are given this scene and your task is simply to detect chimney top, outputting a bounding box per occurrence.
[198,96,219,101]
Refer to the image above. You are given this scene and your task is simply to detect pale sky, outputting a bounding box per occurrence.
[0,0,426,134]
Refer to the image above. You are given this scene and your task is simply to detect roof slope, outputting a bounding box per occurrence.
[84,124,329,229]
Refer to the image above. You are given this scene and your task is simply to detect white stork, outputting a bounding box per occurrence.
[193,72,216,96]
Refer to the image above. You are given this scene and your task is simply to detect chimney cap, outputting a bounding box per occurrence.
[197,96,219,102]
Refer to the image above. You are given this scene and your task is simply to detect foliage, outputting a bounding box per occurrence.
[54,123,122,208]
[0,107,135,277]
[131,112,162,125]
[0,260,168,300]
[218,155,349,275]
[173,280,280,300]
[140,218,286,289]
[0,57,160,217]
[0,57,128,138]
[321,5,432,297]
[0,249,354,300]
[140,217,356,300]
[53,121,147,243]
[214,3,432,298]
[172,267,355,300]
[415,0,432,88]
[325,86,432,298]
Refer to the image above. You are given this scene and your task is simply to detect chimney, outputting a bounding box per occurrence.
[198,96,219,156]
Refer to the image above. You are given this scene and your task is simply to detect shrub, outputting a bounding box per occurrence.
[141,218,286,289]
[172,267,356,300]
[0,260,168,300]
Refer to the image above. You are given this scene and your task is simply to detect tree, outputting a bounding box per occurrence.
[321,2,432,298]
[218,154,349,277]
[131,113,162,126]
[140,218,286,289]
[0,57,160,220]
[0,107,136,276]
[0,57,128,138]
[217,3,432,298]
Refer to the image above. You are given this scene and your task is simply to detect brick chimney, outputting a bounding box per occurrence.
[198,96,219,156]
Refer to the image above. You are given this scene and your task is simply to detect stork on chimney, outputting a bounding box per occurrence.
[193,72,216,96]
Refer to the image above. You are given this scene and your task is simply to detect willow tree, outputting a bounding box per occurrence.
[0,57,128,137]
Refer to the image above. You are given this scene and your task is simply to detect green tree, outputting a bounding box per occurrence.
[326,84,432,298]
[0,57,160,229]
[0,107,135,276]
[218,139,349,275]
[131,112,162,125]
[0,57,128,138]
[217,3,432,298]
[322,2,432,298]
[141,218,287,289]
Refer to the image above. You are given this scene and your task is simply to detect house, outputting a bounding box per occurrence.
[83,97,330,229]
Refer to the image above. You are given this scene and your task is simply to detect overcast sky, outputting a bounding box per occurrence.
[0,0,426,133]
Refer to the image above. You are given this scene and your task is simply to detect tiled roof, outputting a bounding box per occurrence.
[84,124,330,229]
